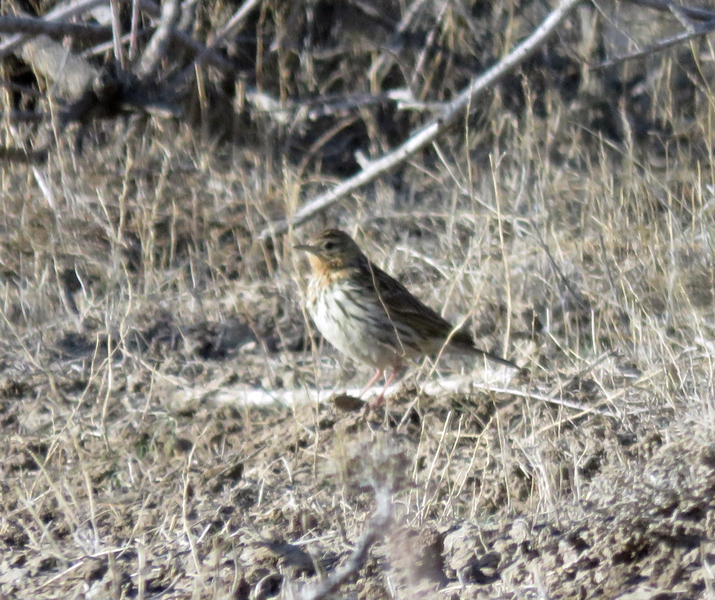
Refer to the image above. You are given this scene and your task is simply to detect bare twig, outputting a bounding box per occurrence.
[258,0,583,240]
[668,3,699,33]
[109,0,125,68]
[243,88,414,125]
[81,30,151,58]
[625,0,715,22]
[0,0,107,57]
[177,0,198,32]
[129,0,141,60]
[410,1,448,90]
[299,490,391,600]
[199,0,261,55]
[181,0,261,78]
[139,0,237,73]
[596,17,715,69]
[32,167,57,211]
[529,222,590,311]
[138,0,181,76]
[0,16,112,42]
[171,29,237,72]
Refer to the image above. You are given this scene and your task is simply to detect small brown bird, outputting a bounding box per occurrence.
[296,228,519,407]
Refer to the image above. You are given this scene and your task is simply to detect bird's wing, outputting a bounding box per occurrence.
[367,261,519,369]
[366,261,453,342]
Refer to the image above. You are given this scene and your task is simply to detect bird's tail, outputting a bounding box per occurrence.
[473,348,520,370]
[449,330,520,370]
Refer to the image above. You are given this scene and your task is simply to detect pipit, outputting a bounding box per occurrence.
[296,228,519,407]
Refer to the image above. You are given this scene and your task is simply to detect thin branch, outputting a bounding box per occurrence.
[129,0,141,60]
[138,0,180,76]
[0,0,235,75]
[625,0,715,22]
[410,1,448,90]
[0,0,107,58]
[596,16,715,69]
[109,0,125,68]
[0,15,112,42]
[180,0,261,79]
[81,29,151,58]
[258,0,583,240]
[668,3,699,32]
[139,0,238,73]
[171,29,237,73]
[243,88,415,126]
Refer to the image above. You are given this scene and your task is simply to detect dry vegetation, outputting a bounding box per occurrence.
[2,0,715,598]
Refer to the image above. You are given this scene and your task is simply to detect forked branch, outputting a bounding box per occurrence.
[258,0,584,241]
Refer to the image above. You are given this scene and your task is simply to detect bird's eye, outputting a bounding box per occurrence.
[324,241,335,250]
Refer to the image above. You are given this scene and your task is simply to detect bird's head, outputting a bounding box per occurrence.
[295,229,366,272]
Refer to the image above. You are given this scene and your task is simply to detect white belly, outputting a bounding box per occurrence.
[309,286,400,371]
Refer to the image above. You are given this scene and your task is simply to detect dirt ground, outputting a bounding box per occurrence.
[3,1,715,598]
[2,118,715,598]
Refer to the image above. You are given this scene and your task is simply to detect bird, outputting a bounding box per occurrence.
[295,228,519,408]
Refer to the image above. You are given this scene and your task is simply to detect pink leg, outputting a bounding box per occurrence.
[368,364,402,409]
[360,369,384,398]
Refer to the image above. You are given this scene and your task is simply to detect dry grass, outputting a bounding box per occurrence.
[3,1,715,598]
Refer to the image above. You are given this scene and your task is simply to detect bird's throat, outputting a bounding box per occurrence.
[307,254,352,282]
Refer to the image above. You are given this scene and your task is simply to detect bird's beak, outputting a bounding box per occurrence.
[294,243,318,255]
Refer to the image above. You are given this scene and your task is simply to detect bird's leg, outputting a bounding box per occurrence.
[368,364,402,409]
[360,369,384,398]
